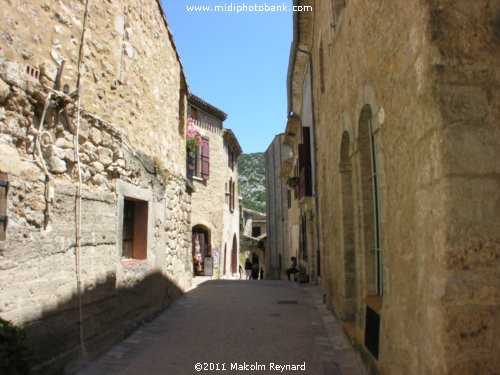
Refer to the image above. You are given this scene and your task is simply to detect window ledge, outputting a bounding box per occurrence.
[121,258,147,265]
[192,176,206,183]
[364,295,383,314]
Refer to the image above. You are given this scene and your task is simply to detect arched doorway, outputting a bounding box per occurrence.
[192,225,211,276]
[231,234,238,274]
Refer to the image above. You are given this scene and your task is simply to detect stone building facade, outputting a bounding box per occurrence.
[0,1,193,373]
[286,0,499,374]
[242,207,266,239]
[240,207,266,277]
[264,134,291,280]
[187,94,242,279]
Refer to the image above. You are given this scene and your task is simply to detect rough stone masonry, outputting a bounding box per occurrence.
[0,1,192,373]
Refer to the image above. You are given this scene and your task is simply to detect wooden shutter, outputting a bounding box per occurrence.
[298,127,312,199]
[229,178,233,212]
[201,137,210,180]
[0,173,8,241]
[232,181,236,211]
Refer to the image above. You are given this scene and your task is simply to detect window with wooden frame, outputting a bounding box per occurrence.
[192,136,210,180]
[0,173,8,241]
[228,178,235,212]
[232,180,236,211]
[122,198,148,260]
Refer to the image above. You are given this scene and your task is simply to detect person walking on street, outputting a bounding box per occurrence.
[244,258,252,280]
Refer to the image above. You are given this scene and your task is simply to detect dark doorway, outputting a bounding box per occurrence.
[192,225,211,276]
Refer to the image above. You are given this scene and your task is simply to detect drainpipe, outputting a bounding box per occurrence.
[74,0,91,359]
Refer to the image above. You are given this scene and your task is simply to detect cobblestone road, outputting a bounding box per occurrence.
[74,280,366,375]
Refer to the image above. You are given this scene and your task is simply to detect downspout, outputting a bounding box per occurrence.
[74,0,91,359]
[286,0,300,115]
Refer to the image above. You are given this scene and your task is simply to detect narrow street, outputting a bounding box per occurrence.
[74,280,366,375]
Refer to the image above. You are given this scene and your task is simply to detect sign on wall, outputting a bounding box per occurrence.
[213,250,219,269]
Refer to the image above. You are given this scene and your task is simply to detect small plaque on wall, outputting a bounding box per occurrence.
[213,250,219,269]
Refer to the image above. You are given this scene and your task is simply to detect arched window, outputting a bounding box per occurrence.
[340,131,356,321]
[358,106,382,296]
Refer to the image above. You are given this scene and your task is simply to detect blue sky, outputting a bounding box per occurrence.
[162,1,293,154]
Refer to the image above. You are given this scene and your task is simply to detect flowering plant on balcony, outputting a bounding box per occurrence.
[186,118,206,153]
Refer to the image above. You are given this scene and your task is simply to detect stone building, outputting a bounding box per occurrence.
[242,207,266,238]
[240,207,266,277]
[286,0,499,374]
[264,134,291,280]
[0,1,193,373]
[187,94,242,279]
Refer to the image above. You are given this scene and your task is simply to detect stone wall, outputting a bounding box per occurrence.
[264,134,290,280]
[426,1,499,373]
[0,1,192,373]
[0,0,185,175]
[298,0,499,374]
[188,104,240,278]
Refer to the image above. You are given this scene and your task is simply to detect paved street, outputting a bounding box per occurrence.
[74,280,366,375]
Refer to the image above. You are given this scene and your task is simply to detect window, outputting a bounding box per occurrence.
[228,178,236,212]
[189,136,210,180]
[369,118,382,296]
[358,106,382,296]
[232,181,236,211]
[252,226,261,238]
[0,173,8,241]
[122,198,148,260]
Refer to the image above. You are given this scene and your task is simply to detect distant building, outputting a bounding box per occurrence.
[187,94,242,278]
[240,207,266,277]
[264,134,291,280]
[242,207,266,238]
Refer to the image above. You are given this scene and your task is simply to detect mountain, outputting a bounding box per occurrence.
[237,153,266,213]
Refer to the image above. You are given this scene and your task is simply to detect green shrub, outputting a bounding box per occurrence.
[0,318,32,374]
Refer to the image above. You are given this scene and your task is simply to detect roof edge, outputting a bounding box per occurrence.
[188,93,228,122]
